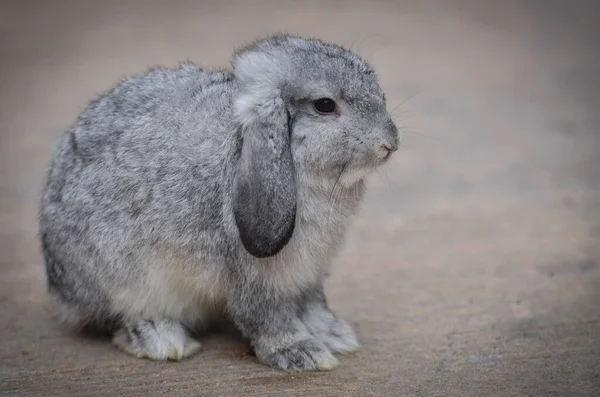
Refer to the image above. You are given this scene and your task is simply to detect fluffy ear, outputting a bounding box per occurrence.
[232,52,297,258]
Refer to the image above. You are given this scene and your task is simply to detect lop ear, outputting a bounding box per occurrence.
[232,78,297,258]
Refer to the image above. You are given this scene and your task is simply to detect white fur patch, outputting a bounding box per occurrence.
[234,51,282,87]
[111,251,228,326]
[233,51,287,126]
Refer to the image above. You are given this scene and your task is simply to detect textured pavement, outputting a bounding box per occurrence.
[1,1,599,396]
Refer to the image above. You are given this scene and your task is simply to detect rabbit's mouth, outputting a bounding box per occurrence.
[339,155,395,187]
[328,143,396,187]
[378,145,395,161]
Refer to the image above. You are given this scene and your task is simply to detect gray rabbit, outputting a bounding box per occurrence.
[39,34,399,371]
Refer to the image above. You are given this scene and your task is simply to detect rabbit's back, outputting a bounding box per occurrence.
[40,64,238,328]
[42,63,237,245]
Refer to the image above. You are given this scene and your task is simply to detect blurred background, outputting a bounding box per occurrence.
[1,1,599,396]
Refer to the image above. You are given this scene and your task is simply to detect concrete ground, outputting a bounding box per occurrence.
[1,1,599,396]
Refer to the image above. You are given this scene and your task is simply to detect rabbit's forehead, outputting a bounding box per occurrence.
[236,35,386,104]
[295,56,384,99]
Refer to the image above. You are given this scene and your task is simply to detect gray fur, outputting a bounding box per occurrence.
[39,34,399,370]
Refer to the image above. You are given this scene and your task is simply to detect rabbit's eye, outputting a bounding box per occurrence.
[313,98,337,114]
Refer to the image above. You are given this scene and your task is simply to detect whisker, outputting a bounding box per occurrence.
[397,142,422,153]
[399,129,430,136]
[398,130,441,142]
[390,111,417,122]
[327,148,361,227]
[327,159,350,228]
[375,169,398,195]
[327,179,345,228]
[389,92,420,116]
[329,163,348,203]
[390,155,405,168]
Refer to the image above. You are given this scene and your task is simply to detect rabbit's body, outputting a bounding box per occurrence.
[40,35,398,370]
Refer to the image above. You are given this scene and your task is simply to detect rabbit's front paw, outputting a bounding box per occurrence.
[112,319,201,361]
[256,338,339,371]
[303,308,360,354]
[317,317,360,354]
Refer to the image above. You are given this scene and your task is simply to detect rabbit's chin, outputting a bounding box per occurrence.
[338,166,376,188]
[338,154,395,187]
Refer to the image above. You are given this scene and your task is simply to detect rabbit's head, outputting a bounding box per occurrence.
[232,35,399,258]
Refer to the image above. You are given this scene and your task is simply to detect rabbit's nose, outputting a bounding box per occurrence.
[380,142,398,152]
[377,120,399,154]
[377,141,398,158]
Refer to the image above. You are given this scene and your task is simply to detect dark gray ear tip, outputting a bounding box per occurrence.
[237,210,296,258]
